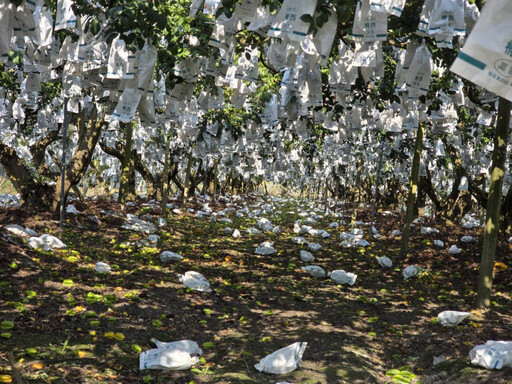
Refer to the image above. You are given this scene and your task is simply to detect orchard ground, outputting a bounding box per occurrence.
[0,195,511,384]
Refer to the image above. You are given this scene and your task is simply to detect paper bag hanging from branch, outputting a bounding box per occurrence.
[0,0,14,63]
[267,0,318,42]
[450,0,512,102]
[311,7,338,66]
[54,0,76,31]
[405,44,432,99]
[352,0,387,42]
[370,0,407,17]
[107,36,137,79]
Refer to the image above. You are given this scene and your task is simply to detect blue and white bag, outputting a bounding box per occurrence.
[450,0,512,102]
[267,0,318,42]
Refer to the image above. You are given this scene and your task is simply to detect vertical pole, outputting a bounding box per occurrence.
[161,131,171,217]
[213,159,218,203]
[477,97,511,308]
[399,122,425,258]
[324,179,329,213]
[59,98,69,238]
[183,149,193,203]
[119,121,134,209]
[203,159,208,200]
[370,143,385,237]
[351,158,363,229]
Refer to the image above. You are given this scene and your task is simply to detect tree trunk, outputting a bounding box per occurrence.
[52,105,105,211]
[477,97,511,308]
[30,128,60,177]
[501,184,512,236]
[161,133,171,217]
[99,141,162,199]
[399,122,424,258]
[0,142,53,209]
[213,160,219,202]
[183,150,193,202]
[47,150,84,201]
[370,144,385,234]
[118,122,135,206]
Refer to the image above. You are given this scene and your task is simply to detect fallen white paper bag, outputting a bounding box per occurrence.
[28,234,67,251]
[160,251,183,262]
[254,342,307,374]
[449,245,461,254]
[376,256,392,268]
[300,250,315,262]
[437,310,471,327]
[147,235,160,246]
[247,227,261,235]
[95,262,111,273]
[139,339,202,370]
[356,239,370,247]
[256,246,276,255]
[403,265,418,279]
[433,240,444,247]
[308,243,322,252]
[66,204,81,214]
[301,265,326,278]
[292,237,307,245]
[178,271,212,292]
[421,226,439,235]
[469,340,512,370]
[4,224,38,237]
[329,270,357,285]
[151,338,203,354]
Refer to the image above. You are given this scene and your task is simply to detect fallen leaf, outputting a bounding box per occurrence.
[494,262,508,272]
[104,332,115,339]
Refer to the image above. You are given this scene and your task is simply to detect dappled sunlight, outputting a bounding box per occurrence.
[1,194,512,384]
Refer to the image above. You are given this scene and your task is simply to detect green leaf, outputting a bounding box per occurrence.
[0,321,14,330]
[152,320,163,327]
[386,369,401,376]
[202,342,214,349]
[90,18,101,35]
[86,292,102,304]
[300,14,314,23]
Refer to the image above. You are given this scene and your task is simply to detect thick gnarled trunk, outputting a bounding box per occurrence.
[52,106,105,211]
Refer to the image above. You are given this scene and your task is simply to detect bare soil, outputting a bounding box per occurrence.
[0,196,511,383]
